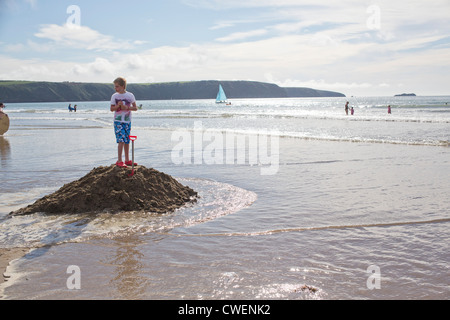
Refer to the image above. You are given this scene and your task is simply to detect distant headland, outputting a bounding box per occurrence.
[0,80,345,103]
[395,93,416,97]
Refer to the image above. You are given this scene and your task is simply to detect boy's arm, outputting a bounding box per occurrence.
[111,105,123,112]
[110,101,136,112]
[111,100,125,112]
[130,102,138,111]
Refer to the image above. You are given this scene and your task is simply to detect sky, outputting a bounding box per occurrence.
[0,0,449,96]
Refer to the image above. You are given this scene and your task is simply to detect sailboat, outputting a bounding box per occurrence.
[216,84,229,104]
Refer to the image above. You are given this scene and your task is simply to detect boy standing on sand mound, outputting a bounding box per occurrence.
[110,77,138,168]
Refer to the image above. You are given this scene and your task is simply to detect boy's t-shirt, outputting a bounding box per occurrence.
[110,91,136,123]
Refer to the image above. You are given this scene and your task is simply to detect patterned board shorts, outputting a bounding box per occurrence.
[114,121,131,144]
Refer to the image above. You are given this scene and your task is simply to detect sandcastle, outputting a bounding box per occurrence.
[10,165,197,215]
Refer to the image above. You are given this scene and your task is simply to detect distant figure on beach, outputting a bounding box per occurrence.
[345,101,349,115]
[351,107,354,115]
[0,102,9,135]
[388,105,391,114]
[0,102,6,116]
[68,104,73,112]
[110,77,138,168]
[74,105,77,112]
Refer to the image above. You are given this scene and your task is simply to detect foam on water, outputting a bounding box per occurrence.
[0,178,257,249]
[6,97,450,147]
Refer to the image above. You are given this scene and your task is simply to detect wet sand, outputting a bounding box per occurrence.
[0,248,29,285]
[2,163,197,292]
[1,106,449,299]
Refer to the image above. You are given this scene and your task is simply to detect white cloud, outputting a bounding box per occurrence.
[183,0,330,10]
[1,0,450,96]
[90,58,115,74]
[209,22,235,30]
[0,55,74,81]
[34,24,132,51]
[273,78,375,90]
[3,43,25,53]
[216,29,268,42]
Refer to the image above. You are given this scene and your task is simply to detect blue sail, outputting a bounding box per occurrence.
[216,84,228,103]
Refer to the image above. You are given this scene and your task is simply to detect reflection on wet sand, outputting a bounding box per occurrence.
[109,236,148,299]
[0,137,11,166]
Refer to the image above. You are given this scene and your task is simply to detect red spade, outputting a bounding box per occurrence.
[128,135,137,176]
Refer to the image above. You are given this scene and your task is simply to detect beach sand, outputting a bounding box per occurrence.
[2,164,197,294]
[1,117,449,299]
[10,164,197,216]
[1,248,29,285]
[2,163,197,290]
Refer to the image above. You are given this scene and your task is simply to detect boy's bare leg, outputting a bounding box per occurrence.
[124,143,130,163]
[118,142,124,162]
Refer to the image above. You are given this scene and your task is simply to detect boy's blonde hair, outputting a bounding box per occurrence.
[114,77,127,89]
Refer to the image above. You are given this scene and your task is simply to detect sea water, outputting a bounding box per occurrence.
[0,96,449,299]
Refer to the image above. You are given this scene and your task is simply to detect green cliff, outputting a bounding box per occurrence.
[0,80,345,103]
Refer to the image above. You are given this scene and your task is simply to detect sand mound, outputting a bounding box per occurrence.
[10,165,197,215]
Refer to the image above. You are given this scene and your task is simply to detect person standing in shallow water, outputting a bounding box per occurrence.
[388,105,391,114]
[0,102,6,116]
[110,77,138,168]
[345,101,349,115]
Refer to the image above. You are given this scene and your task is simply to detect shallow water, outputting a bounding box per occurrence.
[0,97,449,299]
